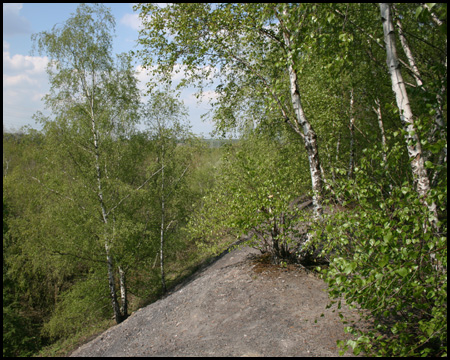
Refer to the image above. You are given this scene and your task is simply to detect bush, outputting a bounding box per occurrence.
[188,130,311,264]
[313,167,447,356]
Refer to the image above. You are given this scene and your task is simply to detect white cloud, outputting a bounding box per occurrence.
[171,63,189,82]
[3,41,50,131]
[134,64,153,94]
[134,63,188,91]
[120,13,142,31]
[3,45,49,90]
[3,52,49,74]
[134,62,219,104]
[3,73,37,87]
[181,88,218,105]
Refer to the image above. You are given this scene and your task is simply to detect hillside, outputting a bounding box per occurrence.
[69,245,368,357]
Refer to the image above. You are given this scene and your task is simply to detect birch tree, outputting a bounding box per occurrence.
[380,3,438,224]
[134,3,324,217]
[142,90,192,293]
[391,3,447,189]
[31,4,141,324]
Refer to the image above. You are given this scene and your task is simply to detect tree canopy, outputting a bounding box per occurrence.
[3,3,446,357]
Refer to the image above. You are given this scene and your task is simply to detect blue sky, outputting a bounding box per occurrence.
[3,3,216,137]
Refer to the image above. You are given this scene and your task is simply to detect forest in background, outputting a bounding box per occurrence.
[3,3,447,357]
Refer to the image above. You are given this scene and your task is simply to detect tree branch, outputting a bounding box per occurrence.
[105,165,165,217]
[52,249,107,264]
[31,176,87,211]
[228,53,302,137]
[333,8,418,75]
[167,164,190,198]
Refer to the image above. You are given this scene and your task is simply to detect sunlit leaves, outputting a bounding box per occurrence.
[188,130,310,260]
[313,143,447,356]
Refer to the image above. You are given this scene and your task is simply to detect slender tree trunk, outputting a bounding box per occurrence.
[380,3,437,221]
[380,5,441,277]
[118,266,128,320]
[373,97,392,195]
[160,143,167,293]
[160,200,166,293]
[281,10,323,218]
[287,71,323,217]
[372,98,387,165]
[392,6,423,88]
[348,89,355,179]
[333,131,341,183]
[105,243,121,323]
[392,4,445,168]
[89,98,122,324]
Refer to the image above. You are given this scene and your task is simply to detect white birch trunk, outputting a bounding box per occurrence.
[380,4,435,211]
[288,71,323,218]
[393,4,445,167]
[281,10,323,218]
[118,266,127,319]
[104,242,121,323]
[89,91,122,324]
[333,132,341,183]
[372,98,388,165]
[348,89,355,179]
[373,98,392,195]
[380,4,440,272]
[159,143,167,293]
[393,8,423,88]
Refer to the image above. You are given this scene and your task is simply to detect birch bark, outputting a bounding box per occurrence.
[348,89,355,179]
[372,98,388,165]
[380,3,437,222]
[160,148,167,293]
[88,85,122,324]
[31,4,138,325]
[392,4,445,165]
[280,9,323,218]
[119,266,127,319]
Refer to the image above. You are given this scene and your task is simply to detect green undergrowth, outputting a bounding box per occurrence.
[311,170,447,357]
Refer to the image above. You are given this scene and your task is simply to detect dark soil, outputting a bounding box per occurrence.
[70,245,370,357]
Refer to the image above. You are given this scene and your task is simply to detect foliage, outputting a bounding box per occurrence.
[3,197,43,357]
[3,2,447,357]
[42,270,111,340]
[30,2,146,325]
[133,3,297,134]
[2,290,42,357]
[189,129,311,263]
[312,142,447,357]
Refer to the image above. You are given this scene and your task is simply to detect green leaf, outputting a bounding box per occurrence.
[379,255,389,268]
[383,231,393,243]
[396,267,408,278]
[343,261,357,275]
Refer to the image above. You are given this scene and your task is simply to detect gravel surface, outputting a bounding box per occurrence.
[70,245,368,357]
